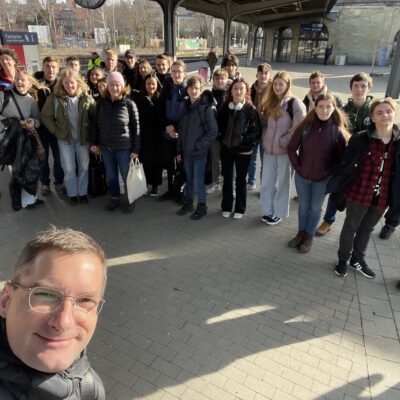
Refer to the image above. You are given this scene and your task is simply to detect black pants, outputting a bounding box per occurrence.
[163,140,177,190]
[143,164,163,187]
[338,201,384,262]
[220,146,251,214]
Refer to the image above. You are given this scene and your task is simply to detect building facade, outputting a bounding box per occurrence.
[257,0,400,65]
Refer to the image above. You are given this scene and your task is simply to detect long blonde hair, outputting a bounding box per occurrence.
[293,93,351,141]
[54,68,89,97]
[262,71,291,119]
[14,71,45,102]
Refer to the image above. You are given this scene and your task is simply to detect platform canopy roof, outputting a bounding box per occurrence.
[178,0,337,26]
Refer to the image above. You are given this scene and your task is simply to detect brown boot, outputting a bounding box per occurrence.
[298,233,313,253]
[316,221,331,236]
[288,231,306,248]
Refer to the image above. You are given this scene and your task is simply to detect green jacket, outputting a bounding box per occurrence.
[41,92,96,145]
[343,95,373,135]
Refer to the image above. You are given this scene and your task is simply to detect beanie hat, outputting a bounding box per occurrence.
[107,71,125,87]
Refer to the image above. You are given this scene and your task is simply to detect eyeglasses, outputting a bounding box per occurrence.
[11,282,105,315]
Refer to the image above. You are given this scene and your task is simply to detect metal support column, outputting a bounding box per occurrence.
[222,4,232,56]
[246,21,256,66]
[163,1,176,56]
[385,43,400,99]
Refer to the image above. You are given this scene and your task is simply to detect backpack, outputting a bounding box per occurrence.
[286,97,295,120]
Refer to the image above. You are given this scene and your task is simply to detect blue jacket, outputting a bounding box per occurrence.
[177,90,218,159]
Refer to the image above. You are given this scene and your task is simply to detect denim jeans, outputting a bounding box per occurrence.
[323,194,338,224]
[101,147,131,199]
[247,140,263,187]
[220,146,251,214]
[184,156,207,204]
[58,139,89,197]
[295,174,329,236]
[338,201,384,262]
[260,153,292,219]
[39,129,64,186]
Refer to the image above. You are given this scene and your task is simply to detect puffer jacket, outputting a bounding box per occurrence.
[177,90,218,159]
[218,101,261,154]
[92,96,140,153]
[0,318,105,400]
[343,95,373,134]
[288,119,347,182]
[41,92,96,145]
[262,96,306,155]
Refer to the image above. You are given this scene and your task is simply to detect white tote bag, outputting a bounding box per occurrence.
[126,158,147,203]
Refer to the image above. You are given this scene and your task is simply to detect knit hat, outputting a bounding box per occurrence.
[107,71,125,87]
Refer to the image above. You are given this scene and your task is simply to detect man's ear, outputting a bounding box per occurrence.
[0,282,12,318]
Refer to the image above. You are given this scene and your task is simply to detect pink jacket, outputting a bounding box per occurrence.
[262,96,306,155]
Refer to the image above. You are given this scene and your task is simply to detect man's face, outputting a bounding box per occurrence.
[67,60,80,74]
[43,61,59,81]
[125,56,136,69]
[213,75,228,90]
[351,80,370,103]
[156,59,169,75]
[171,65,185,84]
[105,55,117,71]
[310,77,324,96]
[256,70,270,85]
[0,250,104,373]
[224,62,237,78]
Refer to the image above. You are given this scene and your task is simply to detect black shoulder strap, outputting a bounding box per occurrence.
[10,91,25,120]
[0,90,12,115]
[332,124,340,145]
[80,368,96,400]
[287,97,295,120]
[301,123,312,141]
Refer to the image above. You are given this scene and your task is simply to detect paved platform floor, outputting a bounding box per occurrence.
[0,63,399,400]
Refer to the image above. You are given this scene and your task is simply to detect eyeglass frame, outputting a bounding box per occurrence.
[10,281,105,315]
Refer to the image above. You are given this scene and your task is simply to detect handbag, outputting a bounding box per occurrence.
[88,153,107,197]
[9,91,45,160]
[126,158,147,203]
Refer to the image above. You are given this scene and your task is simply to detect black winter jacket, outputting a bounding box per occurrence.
[0,318,105,399]
[135,92,164,166]
[92,96,140,154]
[177,90,218,159]
[326,124,400,211]
[218,102,261,154]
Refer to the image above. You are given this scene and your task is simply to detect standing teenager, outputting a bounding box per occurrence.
[330,98,399,278]
[287,93,349,253]
[90,71,140,213]
[260,71,306,225]
[176,75,218,219]
[218,78,261,219]
[41,68,96,205]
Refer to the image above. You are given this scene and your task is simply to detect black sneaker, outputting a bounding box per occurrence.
[335,260,348,277]
[68,196,78,206]
[149,186,158,197]
[261,215,271,223]
[266,216,282,226]
[105,198,120,211]
[379,225,395,240]
[177,200,194,216]
[79,195,89,204]
[349,259,376,279]
[190,204,207,220]
[122,201,135,214]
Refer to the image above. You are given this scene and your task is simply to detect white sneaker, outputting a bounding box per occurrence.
[247,184,256,191]
[233,213,243,219]
[206,183,220,194]
[222,211,231,218]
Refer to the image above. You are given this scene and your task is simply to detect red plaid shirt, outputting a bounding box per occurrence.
[345,138,394,211]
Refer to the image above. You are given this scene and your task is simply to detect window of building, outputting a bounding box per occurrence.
[296,23,329,64]
[253,27,264,59]
[272,27,292,62]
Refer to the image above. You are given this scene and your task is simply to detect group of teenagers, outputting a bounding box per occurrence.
[0,47,399,284]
